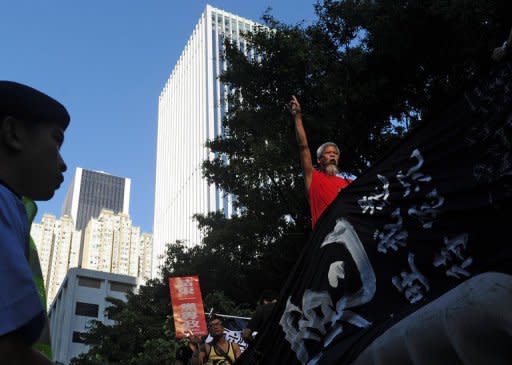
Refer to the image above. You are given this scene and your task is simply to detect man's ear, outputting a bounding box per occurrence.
[0,116,25,152]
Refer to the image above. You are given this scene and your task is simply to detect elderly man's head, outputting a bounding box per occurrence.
[316,142,340,176]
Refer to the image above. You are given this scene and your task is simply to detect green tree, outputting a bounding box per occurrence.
[160,239,256,310]
[70,280,175,365]
[315,0,512,124]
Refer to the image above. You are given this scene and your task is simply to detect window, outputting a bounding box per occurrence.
[78,276,102,289]
[72,331,87,343]
[109,281,134,293]
[75,302,99,318]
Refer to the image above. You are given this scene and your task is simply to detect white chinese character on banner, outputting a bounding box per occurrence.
[280,219,375,364]
[374,208,408,253]
[185,319,201,331]
[397,149,432,197]
[180,303,198,321]
[433,233,472,279]
[327,261,345,288]
[280,290,371,365]
[392,253,430,304]
[358,174,390,214]
[408,189,445,229]
[174,277,195,297]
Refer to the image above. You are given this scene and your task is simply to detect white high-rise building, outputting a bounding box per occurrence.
[32,210,153,308]
[31,214,81,307]
[81,209,152,281]
[153,5,257,276]
[139,233,153,282]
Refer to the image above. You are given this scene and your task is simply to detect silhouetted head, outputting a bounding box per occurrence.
[259,289,278,305]
[0,81,69,200]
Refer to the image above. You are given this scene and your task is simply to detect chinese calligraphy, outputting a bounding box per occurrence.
[358,174,390,214]
[174,277,195,297]
[392,253,430,304]
[433,233,472,279]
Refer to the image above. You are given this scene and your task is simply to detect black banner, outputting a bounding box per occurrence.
[239,60,512,364]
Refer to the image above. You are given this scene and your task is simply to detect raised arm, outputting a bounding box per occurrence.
[189,336,206,365]
[290,95,313,193]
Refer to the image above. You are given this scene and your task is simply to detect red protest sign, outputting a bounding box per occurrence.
[169,275,208,338]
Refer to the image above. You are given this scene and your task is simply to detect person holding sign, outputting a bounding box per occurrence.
[190,316,241,365]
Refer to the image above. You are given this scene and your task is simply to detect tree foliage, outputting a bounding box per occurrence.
[70,281,175,365]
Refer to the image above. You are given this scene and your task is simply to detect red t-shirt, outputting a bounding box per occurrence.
[309,170,351,228]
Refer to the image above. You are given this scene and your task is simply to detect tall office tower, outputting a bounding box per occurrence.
[31,214,81,308]
[62,167,131,232]
[81,209,152,279]
[153,5,257,276]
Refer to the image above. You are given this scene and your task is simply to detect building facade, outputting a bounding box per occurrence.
[153,5,257,275]
[31,210,152,307]
[48,268,140,364]
[139,233,154,282]
[31,214,81,307]
[81,209,152,282]
[62,167,131,232]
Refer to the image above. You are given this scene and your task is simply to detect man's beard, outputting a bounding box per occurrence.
[324,164,339,176]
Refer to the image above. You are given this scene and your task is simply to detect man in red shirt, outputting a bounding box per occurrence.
[290,95,351,228]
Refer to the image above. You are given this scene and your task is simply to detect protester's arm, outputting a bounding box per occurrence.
[290,95,314,193]
[190,337,207,365]
[0,333,53,365]
[492,25,512,61]
[233,342,242,359]
[242,327,253,342]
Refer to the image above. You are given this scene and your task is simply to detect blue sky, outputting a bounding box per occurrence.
[0,0,317,233]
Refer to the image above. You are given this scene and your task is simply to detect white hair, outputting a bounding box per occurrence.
[316,142,340,160]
